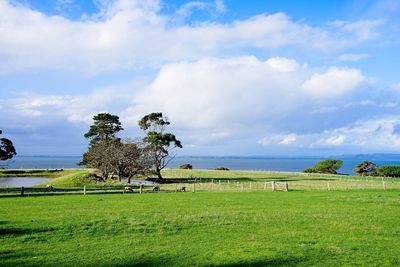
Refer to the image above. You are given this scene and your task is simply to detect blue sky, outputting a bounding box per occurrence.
[1,0,400,156]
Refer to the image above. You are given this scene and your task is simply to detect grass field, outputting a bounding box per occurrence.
[1,190,400,266]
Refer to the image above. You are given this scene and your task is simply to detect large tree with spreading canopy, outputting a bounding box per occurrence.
[139,112,182,183]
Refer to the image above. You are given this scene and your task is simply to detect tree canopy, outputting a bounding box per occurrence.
[0,130,16,161]
[84,113,123,144]
[139,112,182,182]
[354,161,377,176]
[304,159,343,174]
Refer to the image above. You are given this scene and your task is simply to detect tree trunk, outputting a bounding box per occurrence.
[155,171,165,183]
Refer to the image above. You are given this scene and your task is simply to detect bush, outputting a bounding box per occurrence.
[354,161,377,176]
[179,164,193,169]
[214,167,229,171]
[303,159,343,174]
[375,166,400,177]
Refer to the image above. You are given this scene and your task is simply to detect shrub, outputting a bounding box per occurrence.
[179,164,193,169]
[354,161,377,176]
[214,167,230,171]
[375,166,400,177]
[303,159,343,174]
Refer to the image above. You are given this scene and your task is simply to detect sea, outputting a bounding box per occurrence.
[3,154,400,175]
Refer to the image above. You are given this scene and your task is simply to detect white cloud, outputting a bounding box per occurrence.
[331,19,385,41]
[0,0,384,73]
[258,134,297,146]
[392,83,400,90]
[122,56,311,130]
[301,67,367,98]
[279,134,297,145]
[337,53,369,62]
[265,57,299,72]
[295,118,400,150]
[312,134,347,147]
[0,85,136,127]
[176,0,226,17]
[259,134,297,146]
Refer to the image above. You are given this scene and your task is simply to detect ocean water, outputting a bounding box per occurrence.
[3,155,400,175]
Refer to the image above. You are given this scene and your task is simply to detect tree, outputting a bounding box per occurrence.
[354,161,377,176]
[85,138,120,181]
[84,113,123,144]
[304,159,343,174]
[113,138,153,183]
[139,112,182,183]
[81,113,123,166]
[85,138,152,182]
[0,130,16,161]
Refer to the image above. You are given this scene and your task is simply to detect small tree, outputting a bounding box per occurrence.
[354,161,377,176]
[139,112,182,183]
[180,164,193,169]
[304,159,343,174]
[0,130,16,161]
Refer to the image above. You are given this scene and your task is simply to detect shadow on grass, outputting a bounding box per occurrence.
[218,256,307,267]
[0,220,58,238]
[112,255,307,267]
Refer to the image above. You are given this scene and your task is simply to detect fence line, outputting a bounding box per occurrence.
[1,179,400,197]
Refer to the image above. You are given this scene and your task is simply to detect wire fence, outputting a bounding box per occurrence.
[2,178,400,197]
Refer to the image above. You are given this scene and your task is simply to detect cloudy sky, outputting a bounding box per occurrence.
[1,0,400,156]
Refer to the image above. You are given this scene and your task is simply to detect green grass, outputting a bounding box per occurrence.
[1,190,400,266]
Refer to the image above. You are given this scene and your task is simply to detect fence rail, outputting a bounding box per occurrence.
[2,178,400,197]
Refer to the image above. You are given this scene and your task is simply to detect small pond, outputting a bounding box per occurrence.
[0,177,51,188]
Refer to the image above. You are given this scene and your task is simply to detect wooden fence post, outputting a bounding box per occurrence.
[271,181,275,191]
[139,184,143,194]
[21,186,24,196]
[83,185,86,195]
[382,181,386,190]
[264,182,267,190]
[249,182,252,190]
[192,183,196,193]
[327,182,330,191]
[284,182,288,192]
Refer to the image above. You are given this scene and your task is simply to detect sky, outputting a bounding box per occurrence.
[1,0,400,156]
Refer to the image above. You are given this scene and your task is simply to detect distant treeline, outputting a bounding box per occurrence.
[304,159,400,177]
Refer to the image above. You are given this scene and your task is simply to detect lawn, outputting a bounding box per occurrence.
[1,190,400,266]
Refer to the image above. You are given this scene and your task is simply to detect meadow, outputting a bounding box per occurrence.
[1,190,400,266]
[1,168,400,266]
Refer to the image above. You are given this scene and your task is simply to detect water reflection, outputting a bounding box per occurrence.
[0,177,51,187]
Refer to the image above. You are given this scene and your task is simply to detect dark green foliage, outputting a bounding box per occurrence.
[179,164,193,169]
[139,112,182,182]
[139,112,170,131]
[81,113,123,166]
[303,159,343,174]
[84,113,123,144]
[214,167,230,171]
[354,161,377,176]
[375,166,400,177]
[0,130,16,161]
